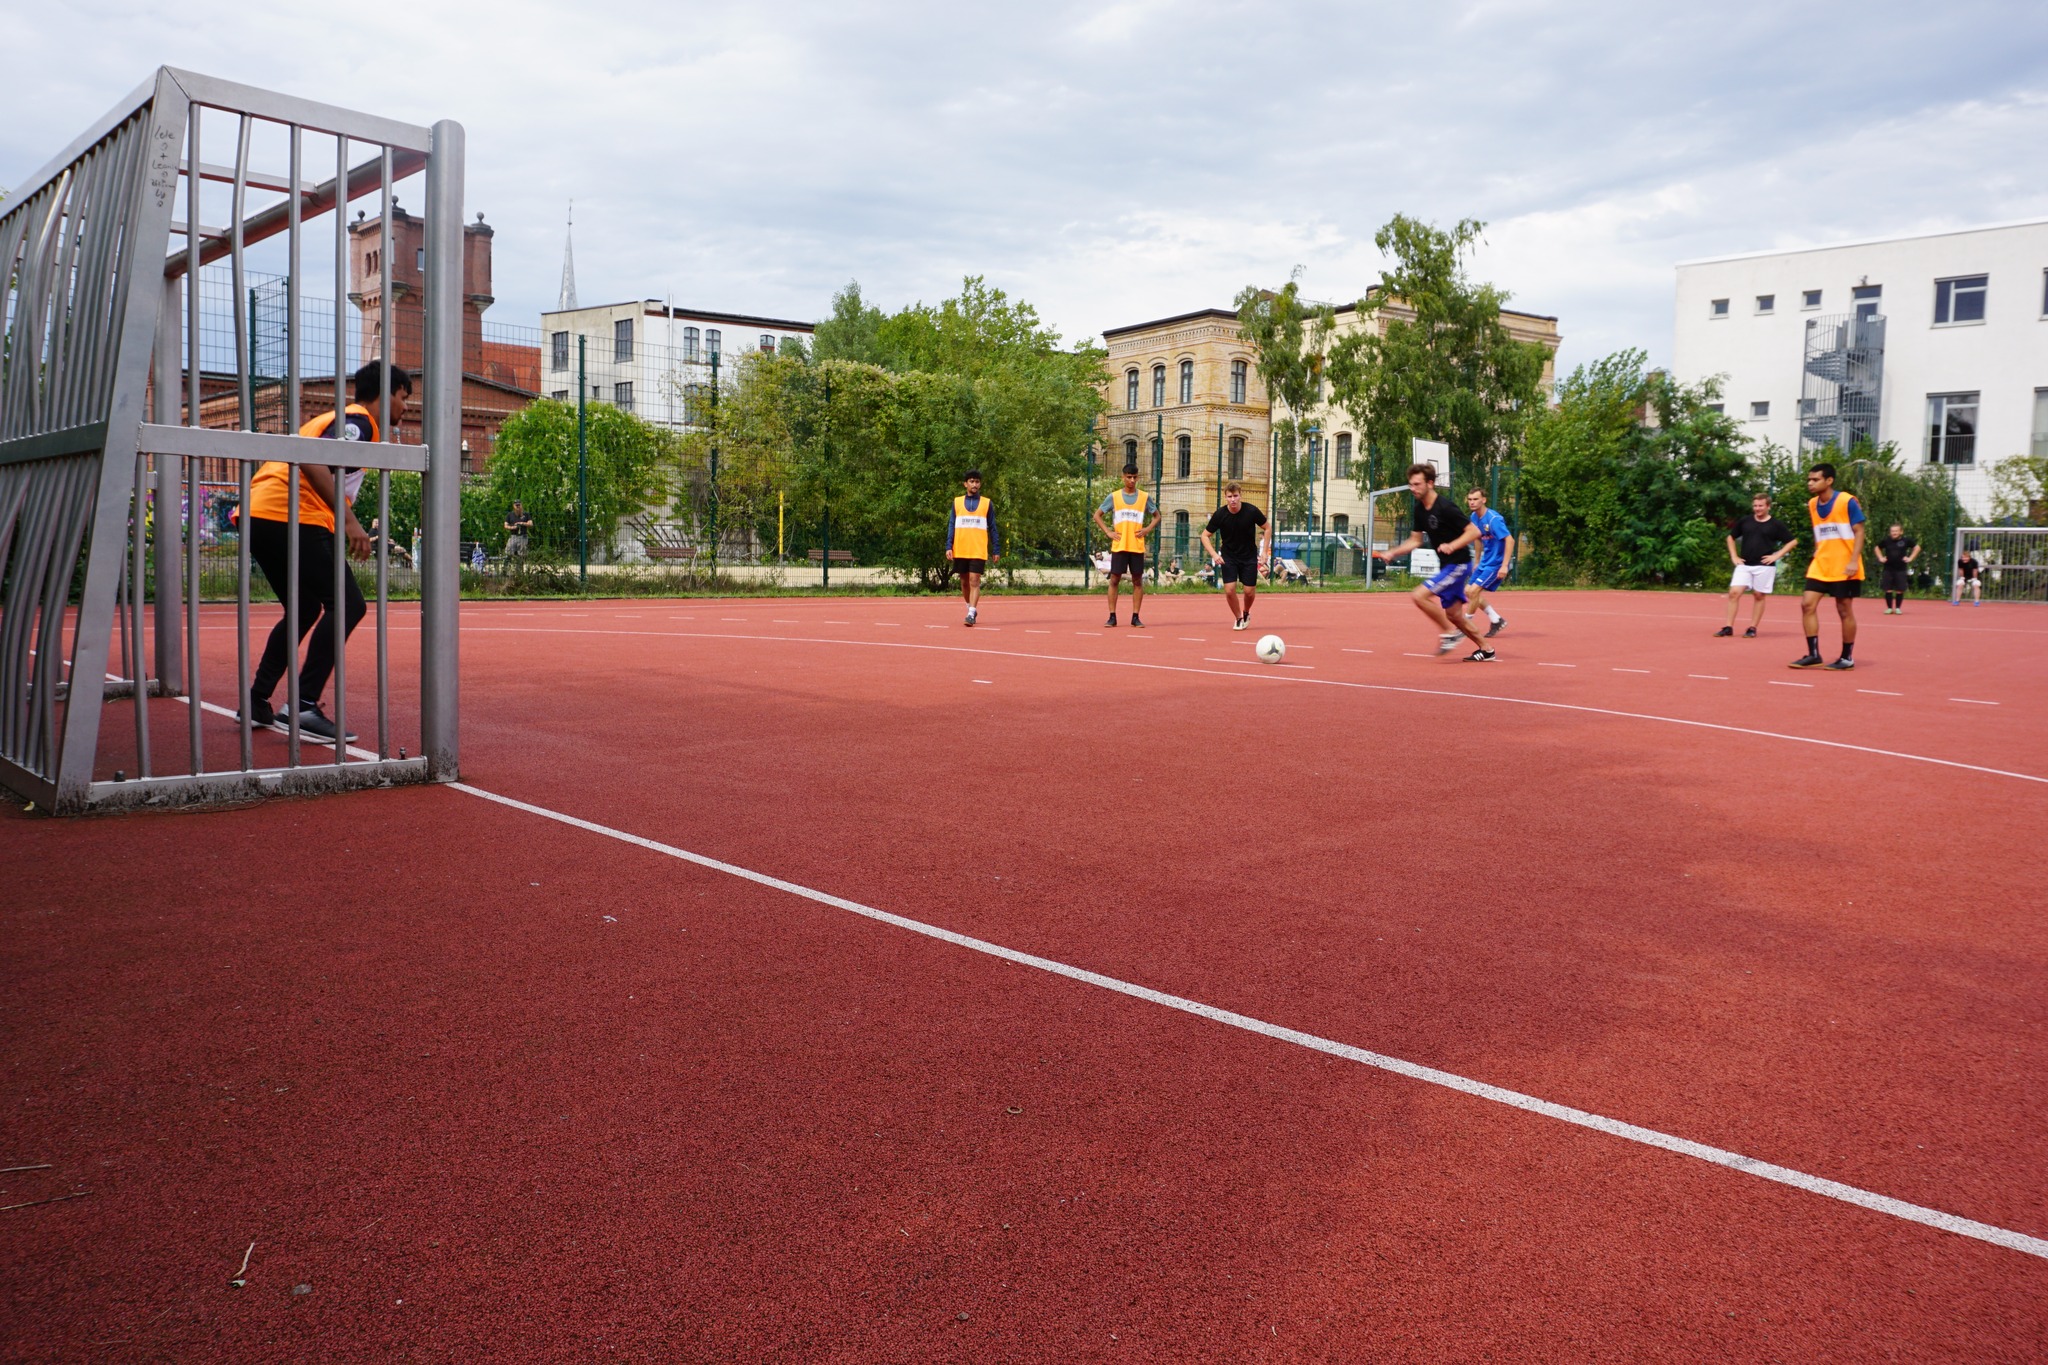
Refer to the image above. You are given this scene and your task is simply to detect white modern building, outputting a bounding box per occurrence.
[1673,219,2048,514]
[538,301,815,432]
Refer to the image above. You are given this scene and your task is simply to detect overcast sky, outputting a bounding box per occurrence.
[6,1,2047,373]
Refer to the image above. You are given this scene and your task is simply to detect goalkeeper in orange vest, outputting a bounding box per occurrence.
[1092,462,1159,628]
[1790,460,1865,671]
[946,470,1000,626]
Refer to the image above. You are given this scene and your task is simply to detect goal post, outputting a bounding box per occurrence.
[1951,527,2048,605]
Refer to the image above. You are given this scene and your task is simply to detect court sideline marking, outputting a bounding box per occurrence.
[442,776,2048,1264]
[459,626,2048,787]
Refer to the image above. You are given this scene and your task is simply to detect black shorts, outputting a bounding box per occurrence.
[952,557,986,578]
[1109,550,1146,578]
[1880,566,1909,591]
[1218,553,1259,586]
[1803,576,1862,599]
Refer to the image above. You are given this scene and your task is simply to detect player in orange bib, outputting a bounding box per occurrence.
[1091,462,1159,628]
[1789,461,1865,671]
[946,469,1000,626]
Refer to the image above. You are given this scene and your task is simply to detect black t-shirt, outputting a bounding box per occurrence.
[1205,502,1267,557]
[1958,556,1979,580]
[1412,494,1471,565]
[1878,535,1915,567]
[1729,515,1795,566]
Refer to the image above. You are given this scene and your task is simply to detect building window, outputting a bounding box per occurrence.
[682,326,700,361]
[1178,359,1193,405]
[706,329,722,359]
[415,247,425,271]
[1803,289,1822,309]
[2041,268,2047,317]
[1176,433,1191,479]
[1173,509,1190,559]
[1927,392,1979,466]
[1800,397,1818,416]
[1126,370,1139,411]
[1750,401,1770,419]
[1123,438,1138,467]
[614,318,634,363]
[1152,365,1165,408]
[760,333,775,353]
[1710,298,1730,318]
[551,389,568,402]
[1335,433,1352,478]
[1230,360,1247,405]
[1704,403,1724,414]
[1332,514,1349,534]
[1853,285,1882,320]
[1755,295,1775,314]
[550,331,569,371]
[2032,389,2048,459]
[1934,275,1988,325]
[614,381,634,412]
[1228,435,1244,478]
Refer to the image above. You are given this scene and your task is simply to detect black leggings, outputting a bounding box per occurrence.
[248,516,366,707]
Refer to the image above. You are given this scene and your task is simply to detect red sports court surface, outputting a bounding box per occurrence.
[5,589,2046,1362]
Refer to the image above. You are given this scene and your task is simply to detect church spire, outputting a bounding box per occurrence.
[557,201,578,311]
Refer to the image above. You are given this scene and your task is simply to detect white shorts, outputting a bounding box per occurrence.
[1730,564,1776,595]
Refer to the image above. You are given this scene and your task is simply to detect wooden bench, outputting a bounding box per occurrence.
[646,545,699,563]
[806,548,854,565]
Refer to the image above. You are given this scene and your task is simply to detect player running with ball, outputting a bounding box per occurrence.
[1375,463,1491,661]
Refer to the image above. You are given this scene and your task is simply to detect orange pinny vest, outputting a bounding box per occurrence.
[1806,492,1864,582]
[247,405,379,532]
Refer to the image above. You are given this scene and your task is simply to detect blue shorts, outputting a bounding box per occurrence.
[1469,564,1504,593]
[1423,562,1471,608]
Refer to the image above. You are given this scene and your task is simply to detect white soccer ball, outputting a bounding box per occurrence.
[1255,634,1286,664]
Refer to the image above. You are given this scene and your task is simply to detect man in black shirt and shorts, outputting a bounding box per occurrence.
[1876,523,1918,613]
[1717,493,1796,637]
[1373,463,1490,661]
[1201,482,1270,630]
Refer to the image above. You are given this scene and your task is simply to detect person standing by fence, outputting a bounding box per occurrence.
[946,470,1000,626]
[1876,523,1919,613]
[504,500,533,564]
[1790,461,1864,671]
[240,362,410,743]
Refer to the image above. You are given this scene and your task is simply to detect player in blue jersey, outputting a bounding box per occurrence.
[1462,486,1515,638]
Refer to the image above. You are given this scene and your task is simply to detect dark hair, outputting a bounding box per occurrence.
[1406,462,1436,483]
[1122,462,1140,475]
[353,360,412,403]
[962,469,982,482]
[1810,461,1837,482]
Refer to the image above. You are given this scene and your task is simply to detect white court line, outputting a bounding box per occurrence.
[1858,689,1903,697]
[1343,648,1373,654]
[721,618,748,622]
[1026,629,1050,634]
[1539,662,1576,668]
[1613,668,1651,674]
[1951,698,2000,706]
[773,619,800,624]
[1771,681,1814,689]
[973,679,994,685]
[445,778,2048,1264]
[1689,674,1728,680]
[1179,638,1206,642]
[459,627,2048,786]
[925,625,949,629]
[823,621,850,625]
[1204,657,1311,669]
[1075,631,1102,636]
[1402,652,1435,658]
[874,622,901,627]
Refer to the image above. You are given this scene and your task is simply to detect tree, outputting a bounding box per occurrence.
[1988,454,2048,525]
[1233,270,1335,530]
[466,399,672,559]
[1520,349,1750,586]
[1324,215,1550,496]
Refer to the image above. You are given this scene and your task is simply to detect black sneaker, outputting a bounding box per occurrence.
[1744,627,1757,638]
[1465,647,1497,662]
[239,696,277,729]
[1105,614,1118,628]
[292,705,357,746]
[964,611,976,627]
[1484,618,1505,638]
[1788,653,1824,669]
[1130,615,1144,629]
[1825,656,1855,671]
[1713,626,1734,637]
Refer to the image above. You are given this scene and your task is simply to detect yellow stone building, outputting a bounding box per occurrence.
[1098,309,1271,570]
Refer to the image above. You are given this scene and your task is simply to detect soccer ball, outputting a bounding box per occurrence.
[1255,634,1286,664]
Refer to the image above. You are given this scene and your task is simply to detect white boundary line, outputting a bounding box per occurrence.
[460,626,2048,787]
[444,778,2048,1263]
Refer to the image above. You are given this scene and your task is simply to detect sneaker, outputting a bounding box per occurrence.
[1713,626,1734,638]
[1105,614,1118,628]
[1826,656,1856,671]
[964,611,976,627]
[292,704,357,746]
[1484,617,1505,638]
[1744,627,1757,638]
[238,695,277,729]
[1436,633,1461,656]
[1788,653,1824,669]
[1130,615,1145,629]
[1232,616,1248,631]
[1465,648,1497,662]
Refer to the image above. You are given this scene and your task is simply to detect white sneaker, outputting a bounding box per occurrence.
[1436,633,1460,656]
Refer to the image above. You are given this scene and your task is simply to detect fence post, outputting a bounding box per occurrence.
[821,373,831,589]
[708,349,721,570]
[1152,415,1163,584]
[576,335,588,587]
[1084,443,1093,589]
[421,117,465,782]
